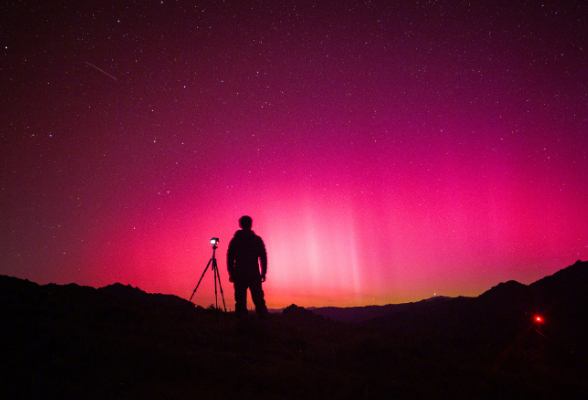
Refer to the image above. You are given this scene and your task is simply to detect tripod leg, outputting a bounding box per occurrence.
[214,262,219,323]
[213,259,229,322]
[189,258,213,303]
[214,260,227,315]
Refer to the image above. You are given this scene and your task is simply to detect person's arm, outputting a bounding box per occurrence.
[227,240,236,282]
[259,238,267,281]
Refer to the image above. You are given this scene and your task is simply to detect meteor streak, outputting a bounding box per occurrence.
[85,62,117,81]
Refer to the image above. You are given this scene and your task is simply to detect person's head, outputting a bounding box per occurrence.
[239,215,252,230]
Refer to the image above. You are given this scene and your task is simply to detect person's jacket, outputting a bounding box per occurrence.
[227,229,267,281]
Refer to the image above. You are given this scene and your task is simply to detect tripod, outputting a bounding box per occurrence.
[189,240,228,322]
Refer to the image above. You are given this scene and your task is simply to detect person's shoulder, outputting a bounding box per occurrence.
[228,230,242,243]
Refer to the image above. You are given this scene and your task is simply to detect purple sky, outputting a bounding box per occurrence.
[1,1,587,308]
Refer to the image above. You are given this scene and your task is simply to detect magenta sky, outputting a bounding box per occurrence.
[2,1,587,308]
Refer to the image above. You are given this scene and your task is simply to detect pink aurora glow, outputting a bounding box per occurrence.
[1,1,587,308]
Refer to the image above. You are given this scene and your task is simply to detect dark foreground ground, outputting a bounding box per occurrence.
[2,263,588,399]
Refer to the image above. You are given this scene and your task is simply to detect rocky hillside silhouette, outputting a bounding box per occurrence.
[364,260,588,364]
[1,260,587,399]
[308,296,454,323]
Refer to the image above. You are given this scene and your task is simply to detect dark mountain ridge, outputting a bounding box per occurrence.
[301,259,588,327]
[307,296,455,323]
[1,260,587,399]
[362,260,588,369]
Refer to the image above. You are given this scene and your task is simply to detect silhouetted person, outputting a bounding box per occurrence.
[227,216,268,318]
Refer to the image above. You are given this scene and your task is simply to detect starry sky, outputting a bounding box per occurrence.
[2,0,587,308]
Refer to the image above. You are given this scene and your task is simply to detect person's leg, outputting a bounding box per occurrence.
[249,279,268,316]
[234,280,248,317]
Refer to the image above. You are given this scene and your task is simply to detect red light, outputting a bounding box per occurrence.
[534,315,544,323]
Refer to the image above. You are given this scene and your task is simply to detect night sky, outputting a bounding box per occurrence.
[2,0,587,308]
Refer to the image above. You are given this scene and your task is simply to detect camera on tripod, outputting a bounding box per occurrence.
[189,236,227,322]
